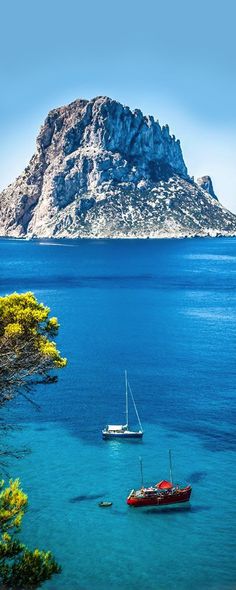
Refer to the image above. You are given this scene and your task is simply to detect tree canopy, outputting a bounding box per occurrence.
[0,478,61,589]
[0,292,67,406]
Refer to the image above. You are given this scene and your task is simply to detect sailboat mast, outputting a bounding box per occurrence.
[125,370,128,427]
[169,449,173,484]
[139,456,144,488]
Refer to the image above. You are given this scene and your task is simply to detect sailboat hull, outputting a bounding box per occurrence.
[127,486,192,507]
[102,430,143,440]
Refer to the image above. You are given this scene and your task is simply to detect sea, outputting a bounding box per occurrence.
[0,237,236,590]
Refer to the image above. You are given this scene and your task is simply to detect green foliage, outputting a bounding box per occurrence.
[0,479,61,589]
[0,292,67,405]
[0,479,27,531]
[0,292,66,368]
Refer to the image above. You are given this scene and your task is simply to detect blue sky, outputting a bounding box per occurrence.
[1,0,235,211]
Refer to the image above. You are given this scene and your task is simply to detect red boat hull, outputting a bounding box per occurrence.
[127,486,191,507]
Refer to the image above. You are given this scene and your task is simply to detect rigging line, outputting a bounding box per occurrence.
[125,370,128,426]
[128,382,143,431]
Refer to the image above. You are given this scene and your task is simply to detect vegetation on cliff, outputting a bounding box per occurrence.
[0,291,67,406]
[0,478,61,589]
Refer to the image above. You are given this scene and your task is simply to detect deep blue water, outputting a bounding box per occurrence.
[0,237,236,590]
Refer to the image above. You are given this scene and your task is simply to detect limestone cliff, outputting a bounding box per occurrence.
[196,176,218,200]
[0,96,235,238]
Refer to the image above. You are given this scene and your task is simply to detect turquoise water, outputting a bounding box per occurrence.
[1,238,236,589]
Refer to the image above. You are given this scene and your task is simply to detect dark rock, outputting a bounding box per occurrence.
[197,175,218,200]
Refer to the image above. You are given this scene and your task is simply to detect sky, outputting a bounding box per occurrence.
[1,0,235,211]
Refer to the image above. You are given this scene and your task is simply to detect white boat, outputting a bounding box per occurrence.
[102,371,144,439]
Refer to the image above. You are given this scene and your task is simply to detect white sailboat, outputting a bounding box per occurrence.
[102,371,143,439]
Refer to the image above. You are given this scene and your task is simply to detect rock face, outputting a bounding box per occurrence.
[0,96,236,238]
[196,176,218,200]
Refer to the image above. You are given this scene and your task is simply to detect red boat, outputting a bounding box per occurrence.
[127,479,192,507]
[127,451,192,507]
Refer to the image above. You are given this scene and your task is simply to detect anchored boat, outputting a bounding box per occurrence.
[102,371,143,439]
[127,451,192,507]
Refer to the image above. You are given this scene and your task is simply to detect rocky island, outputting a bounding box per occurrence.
[0,96,235,238]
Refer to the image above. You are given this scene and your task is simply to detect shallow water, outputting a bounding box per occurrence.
[0,237,236,589]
